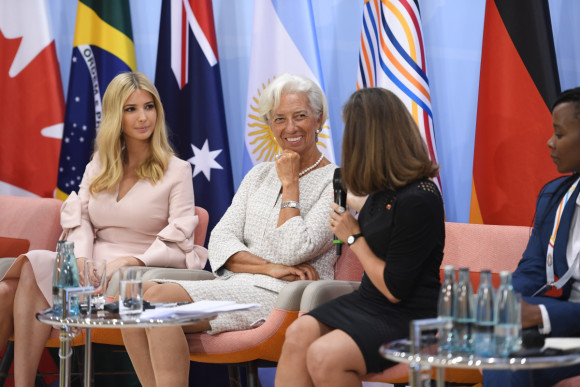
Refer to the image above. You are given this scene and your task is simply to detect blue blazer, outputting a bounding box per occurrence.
[512,174,580,337]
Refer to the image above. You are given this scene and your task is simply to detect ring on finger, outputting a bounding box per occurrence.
[336,206,346,214]
[275,153,282,160]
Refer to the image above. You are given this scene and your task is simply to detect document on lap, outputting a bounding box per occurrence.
[140,300,260,319]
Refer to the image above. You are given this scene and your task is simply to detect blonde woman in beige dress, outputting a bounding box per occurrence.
[0,72,207,386]
[122,73,338,387]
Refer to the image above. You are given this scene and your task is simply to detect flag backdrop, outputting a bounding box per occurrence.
[155,0,234,236]
[56,0,136,200]
[243,0,335,175]
[357,0,441,190]
[0,0,63,197]
[470,0,561,226]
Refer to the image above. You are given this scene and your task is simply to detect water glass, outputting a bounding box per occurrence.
[119,267,144,317]
[84,260,107,310]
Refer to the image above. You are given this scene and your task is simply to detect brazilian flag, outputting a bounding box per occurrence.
[56,0,136,200]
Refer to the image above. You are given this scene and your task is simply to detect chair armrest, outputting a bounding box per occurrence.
[299,280,361,312]
[0,257,16,278]
[274,280,316,311]
[106,267,215,297]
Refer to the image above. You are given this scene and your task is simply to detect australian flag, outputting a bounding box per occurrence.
[155,0,234,240]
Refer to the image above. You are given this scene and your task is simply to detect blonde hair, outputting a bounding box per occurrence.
[258,73,328,126]
[89,72,174,194]
[341,87,439,195]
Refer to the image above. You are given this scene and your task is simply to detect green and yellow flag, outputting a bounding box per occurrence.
[56,0,136,200]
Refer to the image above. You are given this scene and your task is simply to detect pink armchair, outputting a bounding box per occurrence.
[0,195,64,386]
[142,245,356,387]
[299,221,532,385]
[0,196,210,384]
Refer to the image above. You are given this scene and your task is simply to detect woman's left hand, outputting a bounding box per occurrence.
[328,202,361,244]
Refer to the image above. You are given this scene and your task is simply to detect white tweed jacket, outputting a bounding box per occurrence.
[208,161,338,294]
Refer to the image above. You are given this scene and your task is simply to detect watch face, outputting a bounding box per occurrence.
[347,235,355,245]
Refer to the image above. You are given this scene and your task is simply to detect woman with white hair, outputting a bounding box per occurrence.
[122,73,338,387]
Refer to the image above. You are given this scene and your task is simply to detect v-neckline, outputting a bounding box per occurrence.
[116,179,139,203]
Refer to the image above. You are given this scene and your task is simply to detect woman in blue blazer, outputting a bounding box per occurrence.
[485,87,580,386]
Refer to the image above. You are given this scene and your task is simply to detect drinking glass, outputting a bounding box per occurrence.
[119,267,144,317]
[84,260,107,310]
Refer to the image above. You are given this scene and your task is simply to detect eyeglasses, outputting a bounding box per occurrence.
[270,112,311,129]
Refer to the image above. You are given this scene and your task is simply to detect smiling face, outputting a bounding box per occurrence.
[121,89,157,144]
[548,102,580,174]
[269,92,322,157]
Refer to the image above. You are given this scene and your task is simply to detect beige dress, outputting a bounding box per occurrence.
[1,153,208,304]
[164,162,338,334]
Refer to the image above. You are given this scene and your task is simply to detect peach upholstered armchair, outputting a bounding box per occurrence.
[299,221,533,385]
[0,196,210,384]
[141,244,357,387]
[0,195,65,385]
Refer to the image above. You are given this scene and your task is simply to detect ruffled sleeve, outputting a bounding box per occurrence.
[135,159,208,269]
[138,214,208,269]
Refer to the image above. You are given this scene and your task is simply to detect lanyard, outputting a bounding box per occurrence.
[543,177,580,291]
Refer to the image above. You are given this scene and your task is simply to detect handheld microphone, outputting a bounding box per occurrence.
[333,168,347,255]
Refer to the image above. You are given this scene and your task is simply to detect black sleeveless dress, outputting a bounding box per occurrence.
[308,178,445,373]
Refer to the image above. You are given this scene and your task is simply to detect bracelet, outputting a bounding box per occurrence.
[281,201,300,210]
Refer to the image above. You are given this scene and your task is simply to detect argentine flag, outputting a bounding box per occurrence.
[243,0,335,175]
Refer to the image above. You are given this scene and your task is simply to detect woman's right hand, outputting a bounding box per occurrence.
[275,149,301,186]
[76,257,88,285]
[266,262,319,281]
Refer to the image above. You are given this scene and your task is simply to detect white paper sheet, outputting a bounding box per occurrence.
[544,338,580,351]
[140,300,260,320]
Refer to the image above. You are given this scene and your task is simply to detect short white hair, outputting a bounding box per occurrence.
[258,73,328,126]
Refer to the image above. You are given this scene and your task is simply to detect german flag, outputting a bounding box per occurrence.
[56,0,136,200]
[470,0,561,226]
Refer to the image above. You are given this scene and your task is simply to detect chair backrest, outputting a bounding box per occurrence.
[0,195,62,257]
[332,222,532,288]
[443,222,531,289]
[193,206,209,247]
[334,245,364,281]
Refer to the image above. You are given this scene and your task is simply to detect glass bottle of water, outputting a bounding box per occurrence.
[474,270,496,357]
[453,267,475,355]
[438,265,455,355]
[52,241,80,316]
[495,271,521,357]
[51,240,66,316]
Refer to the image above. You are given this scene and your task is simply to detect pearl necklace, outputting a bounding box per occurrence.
[299,153,324,177]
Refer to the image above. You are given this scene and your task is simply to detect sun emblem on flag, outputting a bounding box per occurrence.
[246,79,279,163]
[246,77,332,165]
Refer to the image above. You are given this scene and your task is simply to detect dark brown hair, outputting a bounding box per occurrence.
[340,87,439,195]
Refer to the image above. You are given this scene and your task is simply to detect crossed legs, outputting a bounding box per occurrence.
[0,258,52,387]
[275,315,367,387]
[122,282,210,387]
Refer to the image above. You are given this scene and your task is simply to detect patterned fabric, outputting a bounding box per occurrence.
[357,0,440,191]
[166,162,338,334]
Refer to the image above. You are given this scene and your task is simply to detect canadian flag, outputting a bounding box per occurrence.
[0,0,64,198]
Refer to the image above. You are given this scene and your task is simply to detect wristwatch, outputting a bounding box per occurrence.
[347,233,363,246]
